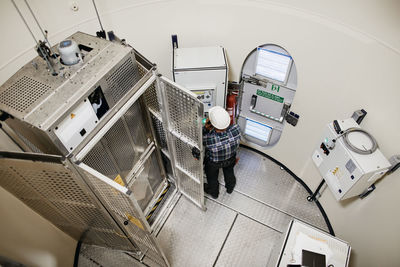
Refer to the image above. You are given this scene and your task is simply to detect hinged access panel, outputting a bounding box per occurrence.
[0,151,139,252]
[76,162,169,266]
[155,76,205,210]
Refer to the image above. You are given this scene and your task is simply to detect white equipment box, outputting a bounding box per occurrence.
[276,220,351,267]
[312,119,391,201]
[173,46,228,113]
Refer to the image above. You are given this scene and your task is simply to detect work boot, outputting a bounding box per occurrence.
[226,187,234,194]
[204,183,218,199]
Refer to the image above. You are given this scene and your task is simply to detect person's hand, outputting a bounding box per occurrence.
[205,118,213,131]
[191,147,200,160]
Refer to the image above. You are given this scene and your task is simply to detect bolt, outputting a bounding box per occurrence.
[70,2,79,11]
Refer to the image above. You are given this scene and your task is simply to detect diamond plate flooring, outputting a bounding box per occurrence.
[77,146,331,266]
[214,215,281,267]
[154,196,236,266]
[217,148,329,232]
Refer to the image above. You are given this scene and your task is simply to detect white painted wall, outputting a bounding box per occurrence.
[0,0,399,266]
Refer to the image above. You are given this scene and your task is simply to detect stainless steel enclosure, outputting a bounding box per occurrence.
[0,32,142,156]
[0,32,205,265]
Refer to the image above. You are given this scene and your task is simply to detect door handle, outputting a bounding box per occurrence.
[250,95,257,109]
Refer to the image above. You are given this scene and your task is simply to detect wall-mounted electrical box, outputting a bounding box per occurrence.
[173,46,228,114]
[312,119,391,201]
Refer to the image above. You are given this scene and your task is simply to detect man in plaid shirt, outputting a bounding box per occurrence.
[202,106,241,199]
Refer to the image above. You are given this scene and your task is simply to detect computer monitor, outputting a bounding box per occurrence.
[244,118,272,142]
[302,249,326,267]
[255,47,292,84]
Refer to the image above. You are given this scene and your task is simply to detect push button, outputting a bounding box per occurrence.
[80,128,87,136]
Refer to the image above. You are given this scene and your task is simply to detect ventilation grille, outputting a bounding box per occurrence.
[0,76,52,113]
[150,113,167,150]
[143,82,161,116]
[15,131,42,153]
[106,58,140,103]
[0,158,136,251]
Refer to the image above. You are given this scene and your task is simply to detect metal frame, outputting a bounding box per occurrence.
[0,32,155,157]
[0,151,140,254]
[0,31,206,264]
[156,75,205,210]
[151,185,181,236]
[74,161,170,266]
[74,75,156,162]
[67,69,170,263]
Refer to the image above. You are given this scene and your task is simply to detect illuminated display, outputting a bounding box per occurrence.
[244,118,272,142]
[255,48,292,83]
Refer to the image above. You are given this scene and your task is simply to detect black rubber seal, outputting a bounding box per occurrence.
[239,144,335,236]
[73,241,82,267]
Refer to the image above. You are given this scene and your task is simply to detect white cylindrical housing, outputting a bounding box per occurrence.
[58,40,81,65]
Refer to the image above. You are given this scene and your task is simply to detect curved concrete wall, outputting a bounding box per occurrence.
[0,1,399,266]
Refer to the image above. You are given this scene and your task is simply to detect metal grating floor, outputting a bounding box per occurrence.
[78,147,330,266]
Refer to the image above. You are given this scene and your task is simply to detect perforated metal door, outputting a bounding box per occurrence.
[77,163,169,266]
[0,152,139,252]
[156,76,205,210]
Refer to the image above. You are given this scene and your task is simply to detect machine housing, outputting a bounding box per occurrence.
[312,119,390,200]
[0,31,206,266]
[173,46,228,113]
[0,32,141,156]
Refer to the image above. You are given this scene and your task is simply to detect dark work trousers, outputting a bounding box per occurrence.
[205,155,236,197]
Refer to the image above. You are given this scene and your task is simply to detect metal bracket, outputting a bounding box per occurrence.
[307,179,325,202]
[285,111,300,126]
[171,35,178,49]
[359,184,376,199]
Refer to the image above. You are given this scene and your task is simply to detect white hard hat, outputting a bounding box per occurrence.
[209,106,230,130]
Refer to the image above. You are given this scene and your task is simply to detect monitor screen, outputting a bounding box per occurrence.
[244,118,272,142]
[255,48,292,83]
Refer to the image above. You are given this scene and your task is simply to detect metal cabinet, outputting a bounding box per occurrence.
[0,32,205,266]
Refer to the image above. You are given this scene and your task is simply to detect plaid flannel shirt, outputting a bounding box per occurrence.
[203,124,241,162]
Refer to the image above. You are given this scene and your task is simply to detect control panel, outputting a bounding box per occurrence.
[312,119,390,200]
[54,86,109,152]
[192,89,214,113]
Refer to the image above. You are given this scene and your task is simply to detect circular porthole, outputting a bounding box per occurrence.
[238,44,297,147]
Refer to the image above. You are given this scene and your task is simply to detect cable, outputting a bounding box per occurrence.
[24,0,55,56]
[73,241,82,267]
[239,144,335,236]
[11,0,56,75]
[335,127,378,154]
[92,0,104,32]
[11,0,39,46]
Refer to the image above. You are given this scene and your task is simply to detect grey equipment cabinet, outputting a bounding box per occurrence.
[0,32,205,265]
